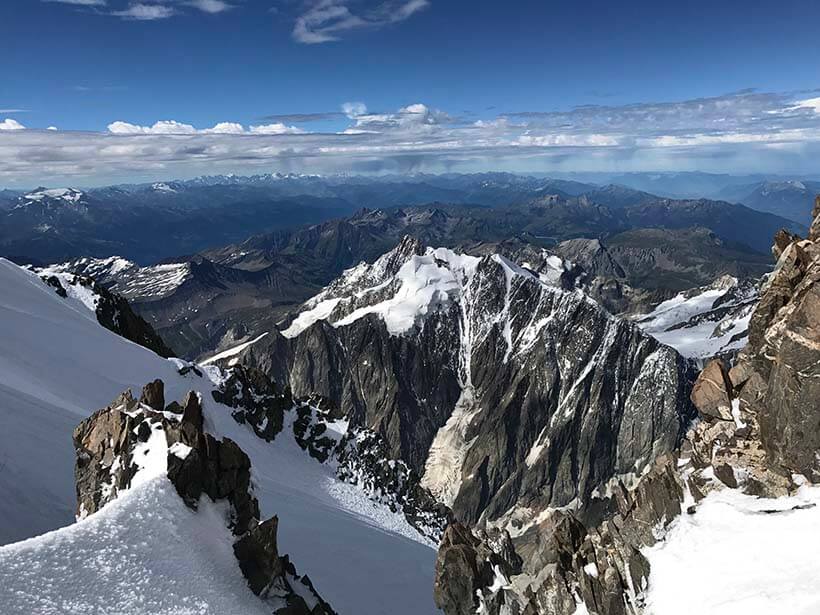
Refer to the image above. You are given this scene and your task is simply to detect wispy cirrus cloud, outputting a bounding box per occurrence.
[42,0,233,19]
[184,0,233,14]
[42,0,107,5]
[110,3,176,19]
[3,90,820,184]
[292,0,429,44]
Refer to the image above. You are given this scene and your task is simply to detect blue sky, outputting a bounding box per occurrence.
[2,0,820,185]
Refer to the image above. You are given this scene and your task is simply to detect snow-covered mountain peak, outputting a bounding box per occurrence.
[636,275,759,360]
[22,187,85,203]
[280,239,576,339]
[151,182,177,193]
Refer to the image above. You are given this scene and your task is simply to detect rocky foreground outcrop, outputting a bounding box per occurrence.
[73,379,334,614]
[432,196,820,614]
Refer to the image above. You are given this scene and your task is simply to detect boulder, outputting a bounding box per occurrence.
[139,379,165,412]
[690,359,734,421]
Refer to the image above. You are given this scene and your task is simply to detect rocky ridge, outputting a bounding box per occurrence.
[73,379,335,614]
[210,363,454,543]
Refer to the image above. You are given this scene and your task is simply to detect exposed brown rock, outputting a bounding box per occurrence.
[690,359,734,421]
[810,195,820,242]
[72,382,334,614]
[139,379,165,412]
[737,197,820,480]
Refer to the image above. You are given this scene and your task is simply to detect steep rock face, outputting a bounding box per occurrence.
[73,380,334,614]
[206,364,453,543]
[724,195,820,479]
[238,239,694,529]
[211,365,291,442]
[433,523,523,615]
[435,456,684,615]
[288,398,453,543]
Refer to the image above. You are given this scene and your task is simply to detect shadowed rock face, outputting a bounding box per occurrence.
[72,381,335,615]
[238,241,694,529]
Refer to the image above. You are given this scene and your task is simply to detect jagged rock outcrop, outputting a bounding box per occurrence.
[206,365,453,543]
[72,380,334,614]
[690,195,820,485]
[434,522,523,615]
[40,271,175,357]
[291,401,453,542]
[435,455,684,615]
[689,359,734,421]
[211,365,291,442]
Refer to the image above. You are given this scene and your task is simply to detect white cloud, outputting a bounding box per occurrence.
[107,119,304,135]
[47,126,59,131]
[349,102,450,132]
[791,97,820,113]
[111,3,175,20]
[42,0,106,5]
[292,0,429,44]
[0,119,25,131]
[203,122,245,134]
[108,120,196,134]
[44,0,232,18]
[186,0,233,14]
[342,102,367,118]
[249,123,305,135]
[6,91,820,183]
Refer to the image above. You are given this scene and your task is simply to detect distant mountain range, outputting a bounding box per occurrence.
[0,172,808,265]
[717,179,820,223]
[541,171,820,223]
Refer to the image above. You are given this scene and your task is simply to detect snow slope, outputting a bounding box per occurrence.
[0,477,274,615]
[645,484,820,615]
[636,276,757,360]
[0,258,437,614]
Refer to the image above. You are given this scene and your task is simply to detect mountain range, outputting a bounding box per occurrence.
[0,172,807,266]
[1,174,819,615]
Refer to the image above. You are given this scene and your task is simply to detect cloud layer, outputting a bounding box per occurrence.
[2,90,820,185]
